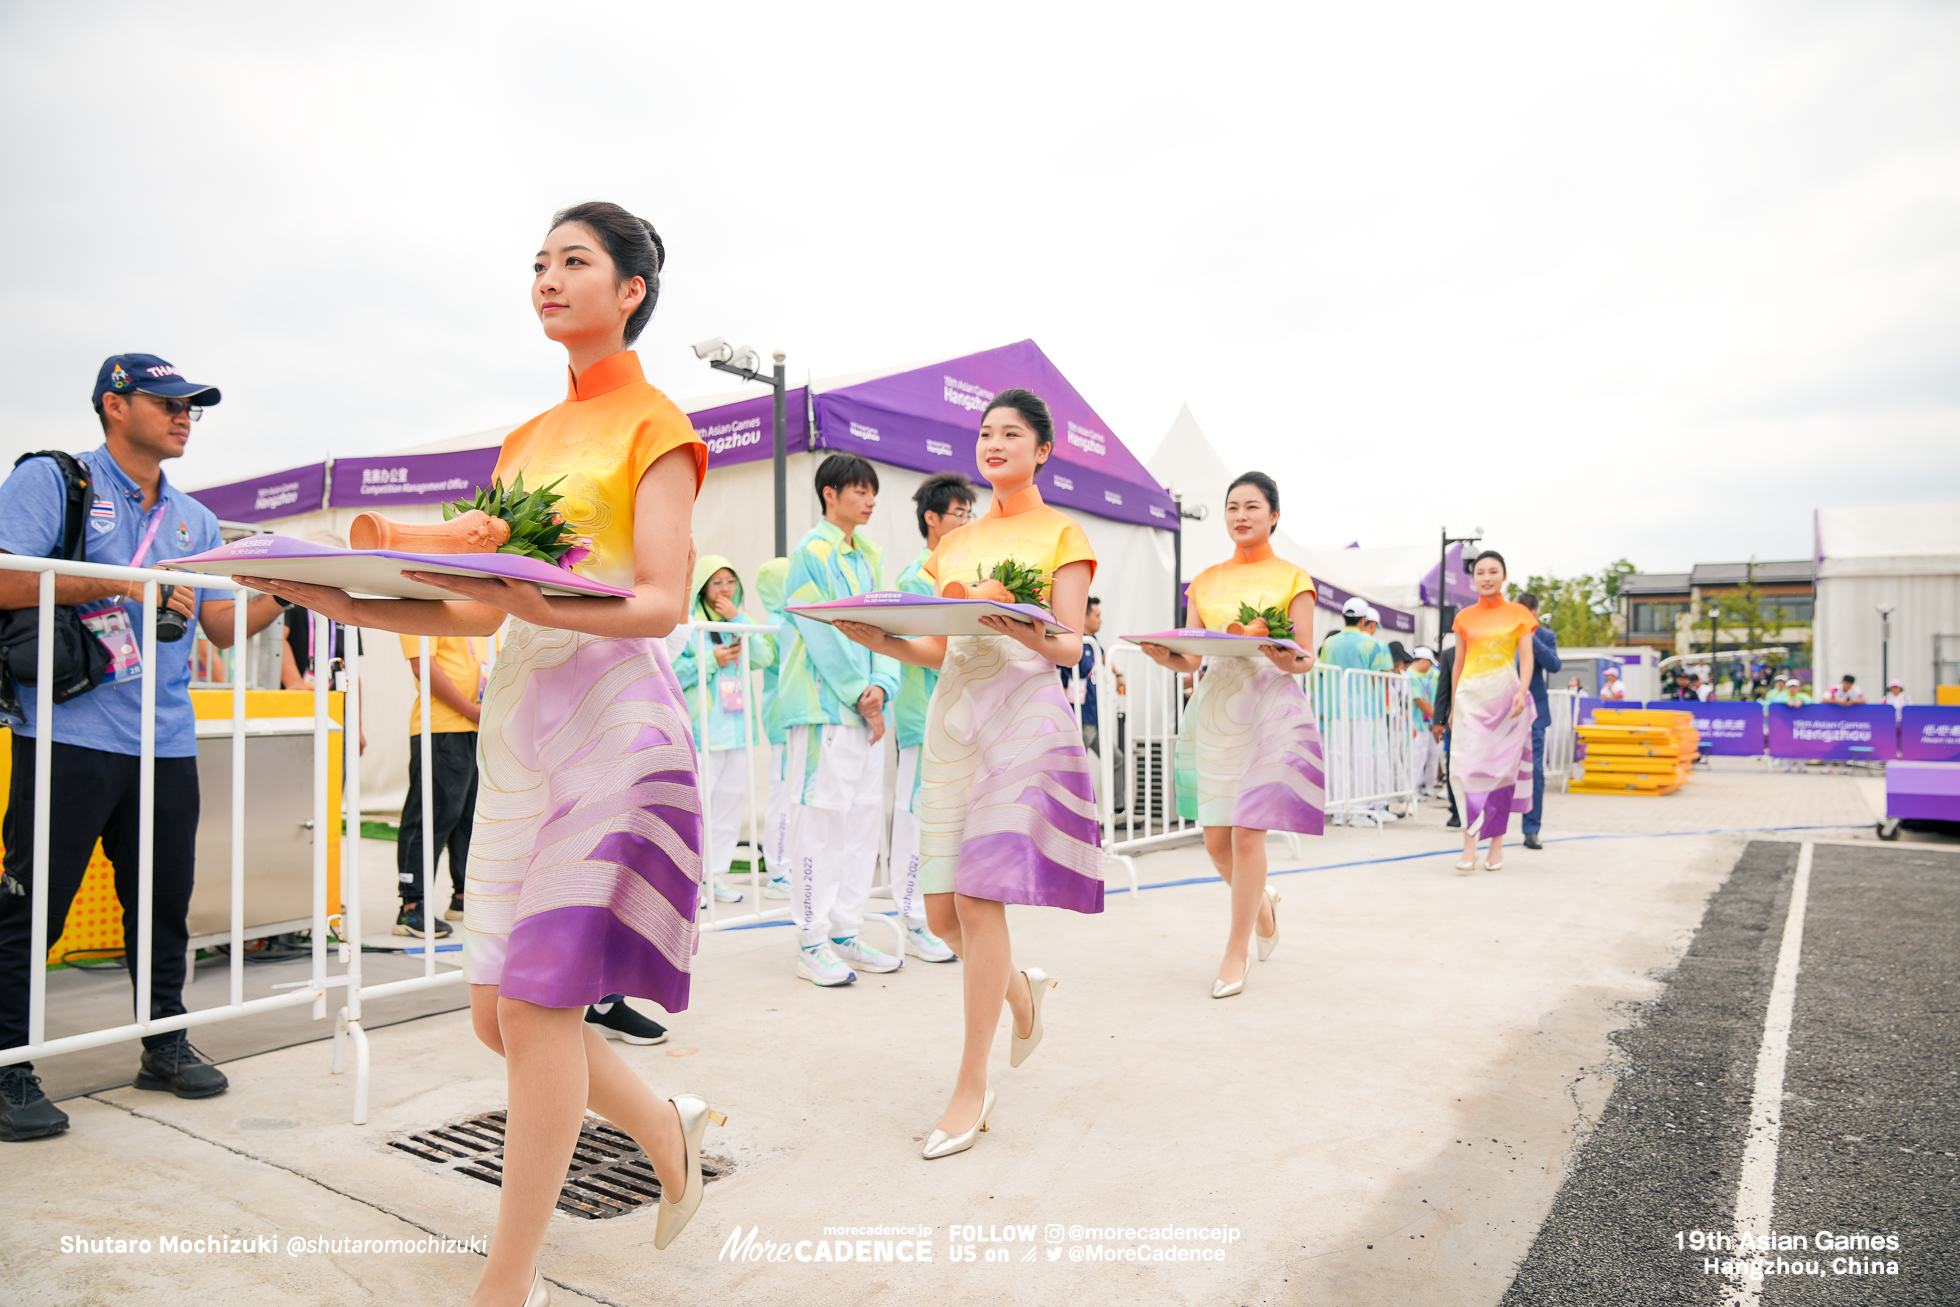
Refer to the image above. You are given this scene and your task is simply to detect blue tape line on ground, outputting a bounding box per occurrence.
[713,824,1873,925]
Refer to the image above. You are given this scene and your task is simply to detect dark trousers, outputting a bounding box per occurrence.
[397,732,478,904]
[1443,730,1460,824]
[0,737,200,1066]
[1523,719,1548,835]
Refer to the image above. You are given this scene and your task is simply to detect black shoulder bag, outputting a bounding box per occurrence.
[0,451,113,722]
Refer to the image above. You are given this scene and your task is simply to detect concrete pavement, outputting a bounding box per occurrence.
[1,765,1933,1306]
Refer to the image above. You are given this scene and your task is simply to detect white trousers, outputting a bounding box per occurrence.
[887,744,928,929]
[786,723,884,947]
[765,742,793,881]
[702,746,750,883]
[1412,730,1441,790]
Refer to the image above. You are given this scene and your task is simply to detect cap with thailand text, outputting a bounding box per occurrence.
[93,354,221,408]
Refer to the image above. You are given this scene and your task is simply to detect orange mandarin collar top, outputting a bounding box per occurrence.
[565,350,645,402]
[986,484,1045,518]
[1233,541,1275,564]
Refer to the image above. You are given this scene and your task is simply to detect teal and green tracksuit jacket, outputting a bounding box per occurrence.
[673,554,776,752]
[770,520,900,733]
[753,556,791,747]
[891,546,937,752]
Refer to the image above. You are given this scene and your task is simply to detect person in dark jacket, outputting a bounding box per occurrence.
[1431,643,1459,827]
[1516,592,1562,849]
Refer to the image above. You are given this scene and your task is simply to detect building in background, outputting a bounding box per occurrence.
[1619,560,1816,691]
[1814,503,1960,705]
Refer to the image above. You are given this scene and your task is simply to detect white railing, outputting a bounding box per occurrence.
[0,554,464,1128]
[1092,649,1418,891]
[683,621,901,957]
[1543,688,1581,791]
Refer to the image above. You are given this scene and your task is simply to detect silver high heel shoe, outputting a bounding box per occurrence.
[522,1269,550,1306]
[922,1087,995,1160]
[1009,968,1056,1069]
[1211,967,1246,999]
[653,1094,726,1250]
[1256,888,1281,963]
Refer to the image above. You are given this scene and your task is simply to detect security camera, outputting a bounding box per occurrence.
[691,336,731,362]
[728,345,761,373]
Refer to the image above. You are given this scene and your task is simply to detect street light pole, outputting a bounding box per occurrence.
[1709,605,1720,697]
[1438,526,1484,647]
[693,338,789,556]
[1169,493,1206,626]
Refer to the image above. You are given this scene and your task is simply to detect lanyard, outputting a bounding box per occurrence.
[129,503,168,570]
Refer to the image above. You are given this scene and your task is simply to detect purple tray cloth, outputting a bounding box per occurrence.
[1120,628,1306,658]
[161,533,636,601]
[788,591,1074,637]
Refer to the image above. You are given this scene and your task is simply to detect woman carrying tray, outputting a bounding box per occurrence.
[237,202,722,1306]
[832,388,1101,1161]
[1135,472,1322,999]
[1447,550,1536,873]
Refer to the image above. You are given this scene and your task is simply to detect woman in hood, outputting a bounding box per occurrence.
[675,554,775,907]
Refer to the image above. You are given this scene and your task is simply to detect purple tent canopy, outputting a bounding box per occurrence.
[189,463,328,523]
[687,387,812,467]
[812,340,1176,530]
[1417,541,1479,610]
[330,449,501,509]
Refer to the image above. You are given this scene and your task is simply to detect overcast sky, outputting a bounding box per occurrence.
[3,1,1954,580]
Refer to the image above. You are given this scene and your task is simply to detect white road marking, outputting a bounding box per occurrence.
[1724,841,1813,1307]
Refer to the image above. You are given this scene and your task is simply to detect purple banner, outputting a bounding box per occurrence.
[1900,706,1960,762]
[1310,577,1416,633]
[688,388,811,469]
[1886,761,1960,822]
[811,340,1177,530]
[1642,701,1765,756]
[330,449,500,508]
[1767,704,1898,760]
[189,463,327,523]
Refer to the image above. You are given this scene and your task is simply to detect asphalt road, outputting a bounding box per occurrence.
[1503,839,1957,1305]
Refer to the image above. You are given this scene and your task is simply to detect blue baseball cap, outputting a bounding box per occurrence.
[92,353,221,408]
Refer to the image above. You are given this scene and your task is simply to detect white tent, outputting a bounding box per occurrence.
[1814,502,1960,702]
[202,358,1177,813]
[1143,404,1435,648]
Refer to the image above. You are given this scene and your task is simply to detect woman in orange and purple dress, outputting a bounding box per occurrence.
[242,202,721,1307]
[835,388,1102,1160]
[1447,549,1536,873]
[1136,471,1323,998]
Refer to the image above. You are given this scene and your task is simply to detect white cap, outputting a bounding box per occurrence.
[1364,605,1382,623]
[1341,598,1368,618]
[1603,665,1620,677]
[1773,672,1788,681]
[1412,646,1436,662]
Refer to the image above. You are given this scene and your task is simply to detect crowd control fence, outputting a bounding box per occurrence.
[1091,647,1419,892]
[0,555,465,1127]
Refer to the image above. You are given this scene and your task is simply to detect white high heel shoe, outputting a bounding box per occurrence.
[922,1087,995,1160]
[1009,969,1056,1069]
[1256,889,1281,963]
[653,1094,726,1250]
[522,1268,550,1306]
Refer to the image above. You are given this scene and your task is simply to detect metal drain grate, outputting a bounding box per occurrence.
[390,1110,734,1220]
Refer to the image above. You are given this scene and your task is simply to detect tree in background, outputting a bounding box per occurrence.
[1508,558,1636,647]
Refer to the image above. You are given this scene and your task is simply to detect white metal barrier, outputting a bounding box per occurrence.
[1091,648,1419,891]
[1543,689,1581,791]
[0,555,463,1129]
[683,620,901,957]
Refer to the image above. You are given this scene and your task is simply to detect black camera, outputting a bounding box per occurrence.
[154,584,189,644]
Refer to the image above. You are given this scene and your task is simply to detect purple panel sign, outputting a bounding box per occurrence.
[1642,701,1765,755]
[1900,706,1960,762]
[812,340,1177,529]
[1767,704,1899,760]
[1885,761,1960,822]
[330,449,501,508]
[688,388,811,469]
[189,463,328,524]
[1309,577,1416,633]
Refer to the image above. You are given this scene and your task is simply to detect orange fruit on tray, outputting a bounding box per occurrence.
[944,579,1014,603]
[1225,619,1270,637]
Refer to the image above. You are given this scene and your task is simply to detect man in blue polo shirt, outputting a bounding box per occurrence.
[0,354,284,1141]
